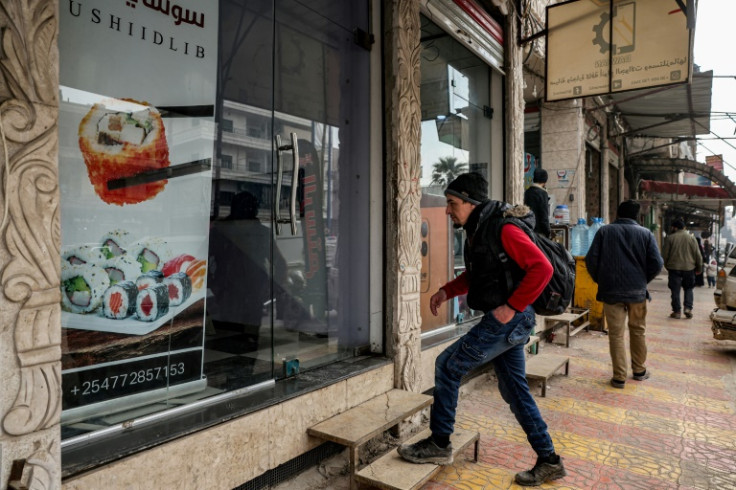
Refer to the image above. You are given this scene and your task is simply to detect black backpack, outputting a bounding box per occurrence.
[489,215,576,316]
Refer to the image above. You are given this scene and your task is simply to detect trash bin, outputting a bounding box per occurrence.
[573,256,606,331]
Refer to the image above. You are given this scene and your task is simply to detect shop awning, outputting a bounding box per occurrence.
[610,71,713,138]
[639,179,729,199]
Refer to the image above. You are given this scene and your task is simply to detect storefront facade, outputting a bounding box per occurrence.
[0,1,519,488]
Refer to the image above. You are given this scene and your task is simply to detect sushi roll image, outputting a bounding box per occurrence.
[136,270,164,291]
[61,263,110,314]
[163,272,192,306]
[78,99,170,206]
[101,254,142,285]
[129,238,171,273]
[61,244,107,266]
[100,229,131,258]
[136,283,170,321]
[102,281,138,319]
[162,254,195,277]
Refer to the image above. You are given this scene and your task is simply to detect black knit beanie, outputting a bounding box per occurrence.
[533,168,548,184]
[444,172,488,205]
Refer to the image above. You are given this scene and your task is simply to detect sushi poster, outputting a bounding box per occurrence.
[57,0,218,408]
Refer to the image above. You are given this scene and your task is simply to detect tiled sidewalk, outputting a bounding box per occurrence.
[427,274,736,489]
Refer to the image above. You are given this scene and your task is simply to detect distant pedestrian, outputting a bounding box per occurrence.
[706,257,718,288]
[586,200,663,389]
[695,237,705,287]
[662,220,703,319]
[523,168,551,238]
[703,237,713,261]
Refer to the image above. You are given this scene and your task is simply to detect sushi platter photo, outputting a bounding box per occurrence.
[61,229,207,336]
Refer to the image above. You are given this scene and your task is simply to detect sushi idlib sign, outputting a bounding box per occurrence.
[58,0,217,412]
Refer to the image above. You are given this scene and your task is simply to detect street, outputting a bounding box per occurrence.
[427,273,736,489]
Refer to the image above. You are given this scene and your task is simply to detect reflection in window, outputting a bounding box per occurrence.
[419,14,492,332]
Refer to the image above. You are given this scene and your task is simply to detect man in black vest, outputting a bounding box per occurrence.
[524,168,551,237]
[398,172,566,486]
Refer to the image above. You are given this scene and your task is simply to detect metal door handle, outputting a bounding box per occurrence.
[288,133,299,235]
[274,133,299,235]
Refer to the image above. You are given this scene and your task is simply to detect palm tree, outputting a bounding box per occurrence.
[430,156,468,187]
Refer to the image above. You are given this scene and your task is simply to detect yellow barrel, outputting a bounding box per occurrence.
[573,256,606,331]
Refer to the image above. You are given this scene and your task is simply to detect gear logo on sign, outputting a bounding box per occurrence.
[593,2,636,55]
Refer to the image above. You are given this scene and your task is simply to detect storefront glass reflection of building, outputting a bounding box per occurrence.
[418,13,494,332]
[57,0,371,458]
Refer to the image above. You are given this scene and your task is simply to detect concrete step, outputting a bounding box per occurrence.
[308,389,433,489]
[525,353,570,397]
[308,389,432,447]
[354,428,479,490]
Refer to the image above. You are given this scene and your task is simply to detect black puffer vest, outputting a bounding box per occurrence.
[464,200,536,312]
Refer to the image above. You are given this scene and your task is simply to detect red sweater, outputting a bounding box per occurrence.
[441,224,553,312]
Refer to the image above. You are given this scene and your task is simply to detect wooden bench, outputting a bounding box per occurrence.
[543,308,590,347]
[525,354,570,397]
[354,428,479,490]
[527,335,541,355]
[308,389,433,489]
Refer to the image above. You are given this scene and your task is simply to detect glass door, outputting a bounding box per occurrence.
[207,0,278,390]
[271,0,369,375]
[207,0,371,390]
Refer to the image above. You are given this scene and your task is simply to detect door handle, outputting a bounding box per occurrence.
[274,133,299,235]
[288,133,299,235]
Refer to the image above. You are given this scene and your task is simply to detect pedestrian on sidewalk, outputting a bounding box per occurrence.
[662,219,703,319]
[706,257,718,288]
[397,172,566,487]
[524,168,551,238]
[585,200,663,389]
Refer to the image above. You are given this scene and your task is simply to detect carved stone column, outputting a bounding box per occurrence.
[505,2,525,204]
[0,1,62,489]
[383,0,422,393]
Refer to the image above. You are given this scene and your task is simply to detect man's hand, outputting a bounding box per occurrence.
[492,304,516,324]
[429,289,448,316]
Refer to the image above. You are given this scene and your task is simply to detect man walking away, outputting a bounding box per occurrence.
[397,172,566,486]
[662,219,703,319]
[524,168,551,238]
[585,200,663,389]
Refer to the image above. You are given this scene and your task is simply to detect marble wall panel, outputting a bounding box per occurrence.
[346,363,394,405]
[268,381,348,468]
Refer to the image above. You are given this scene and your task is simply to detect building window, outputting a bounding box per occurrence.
[221,119,234,132]
[221,154,233,169]
[247,160,262,173]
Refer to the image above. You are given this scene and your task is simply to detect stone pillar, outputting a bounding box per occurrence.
[0,2,62,489]
[505,5,525,204]
[541,101,585,221]
[383,0,422,392]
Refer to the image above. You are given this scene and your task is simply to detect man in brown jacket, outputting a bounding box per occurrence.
[661,220,703,319]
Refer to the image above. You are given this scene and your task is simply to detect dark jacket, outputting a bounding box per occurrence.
[523,184,550,237]
[585,218,663,304]
[464,200,532,312]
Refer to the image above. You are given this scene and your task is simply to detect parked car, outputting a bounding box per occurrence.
[710,243,736,340]
[713,242,736,306]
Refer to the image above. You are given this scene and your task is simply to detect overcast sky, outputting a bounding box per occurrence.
[693,1,736,179]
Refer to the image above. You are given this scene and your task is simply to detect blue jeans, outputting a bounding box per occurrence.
[430,306,556,457]
[668,269,695,312]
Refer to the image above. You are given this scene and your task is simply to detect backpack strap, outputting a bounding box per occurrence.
[487,217,515,294]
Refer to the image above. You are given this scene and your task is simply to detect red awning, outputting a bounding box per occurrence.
[639,179,729,199]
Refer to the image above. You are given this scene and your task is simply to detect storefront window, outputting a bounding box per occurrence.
[58,0,371,452]
[419,14,494,332]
